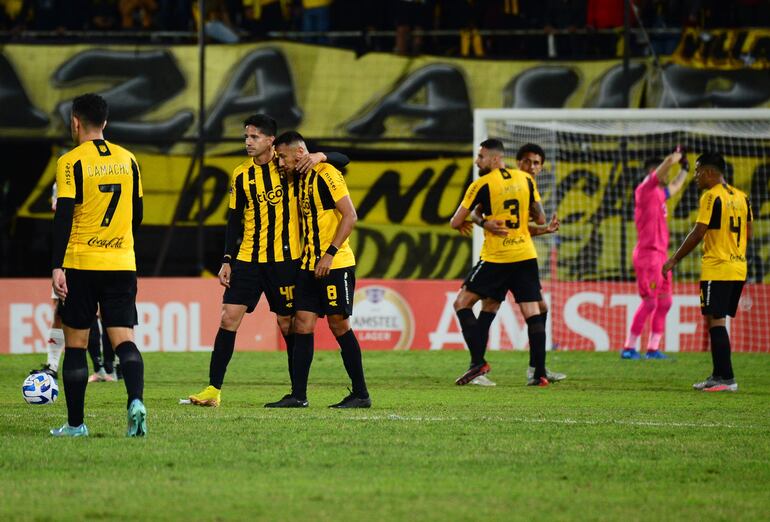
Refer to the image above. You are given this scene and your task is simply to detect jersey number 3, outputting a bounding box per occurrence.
[99,183,122,227]
[503,199,520,229]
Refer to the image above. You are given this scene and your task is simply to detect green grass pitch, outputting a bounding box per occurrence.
[1,350,769,521]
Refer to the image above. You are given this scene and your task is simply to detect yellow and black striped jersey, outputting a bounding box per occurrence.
[695,183,752,281]
[461,167,540,263]
[56,139,142,271]
[297,163,355,270]
[230,156,302,263]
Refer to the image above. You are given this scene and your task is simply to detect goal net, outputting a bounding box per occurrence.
[473,109,770,353]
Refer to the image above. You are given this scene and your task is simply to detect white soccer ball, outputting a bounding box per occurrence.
[22,373,59,405]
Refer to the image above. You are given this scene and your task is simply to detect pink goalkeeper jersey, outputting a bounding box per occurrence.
[634,171,669,255]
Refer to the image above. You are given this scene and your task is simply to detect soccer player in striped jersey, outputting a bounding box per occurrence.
[188,115,349,407]
[621,149,688,360]
[450,139,553,387]
[265,131,370,409]
[663,153,752,392]
[50,93,146,437]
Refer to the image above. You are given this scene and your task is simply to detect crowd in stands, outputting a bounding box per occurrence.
[1,0,769,58]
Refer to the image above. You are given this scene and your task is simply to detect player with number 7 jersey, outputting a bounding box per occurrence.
[56,134,142,271]
[50,93,146,438]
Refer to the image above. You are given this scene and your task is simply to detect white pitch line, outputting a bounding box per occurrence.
[176,411,761,430]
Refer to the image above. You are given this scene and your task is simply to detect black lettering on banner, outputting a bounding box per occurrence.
[421,164,472,225]
[352,225,471,279]
[588,62,647,108]
[656,64,770,107]
[0,54,49,127]
[755,36,770,64]
[345,64,472,140]
[204,48,301,139]
[503,66,579,108]
[176,166,231,222]
[553,169,601,224]
[53,49,193,143]
[357,169,433,223]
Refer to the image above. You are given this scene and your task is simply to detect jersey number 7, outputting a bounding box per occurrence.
[99,183,122,227]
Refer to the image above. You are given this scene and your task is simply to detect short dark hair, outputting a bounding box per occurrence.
[644,158,662,172]
[480,138,504,152]
[516,143,545,163]
[696,152,726,173]
[274,130,306,147]
[243,114,277,137]
[72,93,108,127]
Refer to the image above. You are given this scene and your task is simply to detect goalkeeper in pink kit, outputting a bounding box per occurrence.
[621,149,688,359]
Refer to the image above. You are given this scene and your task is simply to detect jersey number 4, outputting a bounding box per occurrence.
[99,183,122,227]
[729,216,742,247]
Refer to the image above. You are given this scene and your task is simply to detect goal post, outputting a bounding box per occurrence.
[472,108,770,352]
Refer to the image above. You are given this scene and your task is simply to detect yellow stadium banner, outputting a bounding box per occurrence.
[0,42,649,152]
[18,151,770,281]
[672,27,770,70]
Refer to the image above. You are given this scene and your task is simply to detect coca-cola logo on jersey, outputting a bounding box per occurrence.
[87,236,125,248]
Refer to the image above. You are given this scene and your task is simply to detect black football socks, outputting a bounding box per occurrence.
[291,333,314,401]
[337,329,369,399]
[115,341,144,408]
[208,328,236,389]
[62,347,88,427]
[477,310,496,361]
[709,326,734,380]
[527,314,547,379]
[456,308,485,366]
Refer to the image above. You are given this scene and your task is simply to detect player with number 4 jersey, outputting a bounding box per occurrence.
[663,152,752,392]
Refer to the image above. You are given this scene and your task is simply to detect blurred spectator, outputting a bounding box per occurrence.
[299,0,331,44]
[194,0,239,42]
[586,0,624,57]
[441,0,483,57]
[17,0,88,30]
[392,0,433,55]
[331,0,388,52]
[90,0,121,29]
[119,0,157,29]
[254,0,287,34]
[157,0,193,31]
[480,0,531,57]
[543,0,586,58]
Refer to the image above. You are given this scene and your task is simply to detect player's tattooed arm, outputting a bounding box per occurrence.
[530,201,546,226]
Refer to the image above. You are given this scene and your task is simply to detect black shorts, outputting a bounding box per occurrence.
[223,259,299,316]
[700,280,745,319]
[463,258,542,303]
[295,267,355,318]
[59,269,137,330]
